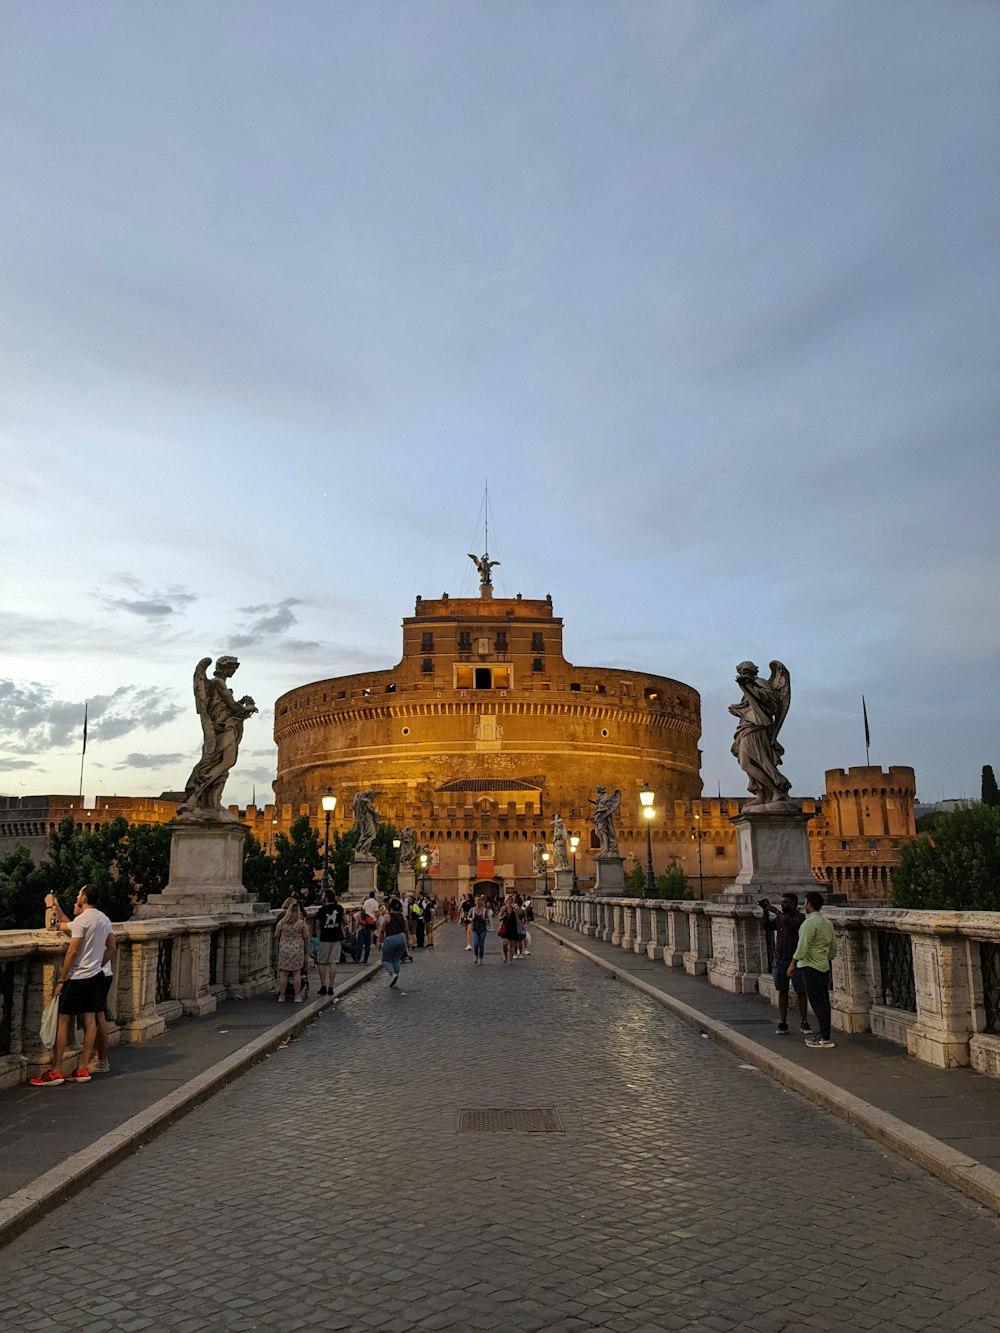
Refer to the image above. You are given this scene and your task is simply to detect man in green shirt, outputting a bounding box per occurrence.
[787,891,838,1048]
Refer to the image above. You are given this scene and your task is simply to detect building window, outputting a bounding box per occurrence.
[570,682,581,692]
[495,631,508,652]
[386,683,396,692]
[458,630,472,652]
[421,632,434,652]
[644,687,661,701]
[532,658,544,673]
[422,658,434,674]
[475,667,492,690]
[531,632,544,652]
[715,845,726,857]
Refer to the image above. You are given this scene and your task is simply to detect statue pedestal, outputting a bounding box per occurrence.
[397,868,416,900]
[348,858,378,899]
[135,822,263,918]
[594,855,625,896]
[718,806,818,902]
[554,869,574,895]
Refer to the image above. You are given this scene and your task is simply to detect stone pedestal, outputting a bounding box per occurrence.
[136,822,261,918]
[348,857,378,899]
[397,867,416,900]
[554,869,574,896]
[594,855,625,896]
[719,806,818,902]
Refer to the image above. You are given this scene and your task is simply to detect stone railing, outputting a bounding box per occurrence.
[0,912,277,1089]
[550,895,1000,1078]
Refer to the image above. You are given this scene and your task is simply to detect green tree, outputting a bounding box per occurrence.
[270,815,323,907]
[242,831,276,901]
[891,804,1000,911]
[656,859,694,900]
[622,856,644,896]
[983,765,1000,809]
[19,816,171,923]
[0,844,42,930]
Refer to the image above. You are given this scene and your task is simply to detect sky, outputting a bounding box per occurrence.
[2,0,998,812]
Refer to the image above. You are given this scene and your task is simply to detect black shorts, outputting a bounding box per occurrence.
[59,974,103,1016]
[96,972,113,1016]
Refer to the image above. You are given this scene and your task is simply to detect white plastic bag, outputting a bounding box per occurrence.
[40,995,59,1049]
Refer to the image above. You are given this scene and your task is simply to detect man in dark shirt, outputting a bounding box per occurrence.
[762,893,811,1036]
[313,890,343,998]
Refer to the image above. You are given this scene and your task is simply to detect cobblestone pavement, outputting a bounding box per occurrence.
[3,925,1000,1332]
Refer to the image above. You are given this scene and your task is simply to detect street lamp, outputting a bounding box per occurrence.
[392,837,401,893]
[540,849,550,902]
[321,790,336,893]
[569,834,580,894]
[639,781,656,898]
[419,850,429,896]
[691,811,705,900]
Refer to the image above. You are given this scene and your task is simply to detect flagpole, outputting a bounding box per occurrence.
[862,694,871,767]
[79,702,88,799]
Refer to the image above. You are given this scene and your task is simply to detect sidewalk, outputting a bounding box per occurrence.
[539,921,1000,1212]
[0,959,381,1242]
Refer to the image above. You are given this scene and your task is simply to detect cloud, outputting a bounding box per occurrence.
[113,752,186,770]
[0,680,184,754]
[102,577,198,619]
[0,757,37,771]
[229,598,319,651]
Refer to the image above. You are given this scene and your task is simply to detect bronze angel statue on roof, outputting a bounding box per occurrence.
[728,660,793,807]
[468,551,500,587]
[177,656,258,820]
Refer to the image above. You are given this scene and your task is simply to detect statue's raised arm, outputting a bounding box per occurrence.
[728,659,794,808]
[177,655,257,821]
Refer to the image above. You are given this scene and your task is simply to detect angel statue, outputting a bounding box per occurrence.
[729,660,794,807]
[551,813,570,871]
[468,551,500,588]
[352,789,379,858]
[399,825,417,866]
[532,840,548,874]
[588,785,622,857]
[177,656,258,820]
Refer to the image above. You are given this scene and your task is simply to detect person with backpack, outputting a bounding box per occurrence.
[357,895,378,963]
[411,896,426,948]
[313,889,343,998]
[469,895,491,965]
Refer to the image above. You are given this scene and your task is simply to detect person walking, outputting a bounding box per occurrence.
[762,894,811,1036]
[788,891,839,1048]
[313,889,344,998]
[357,895,378,964]
[460,893,474,951]
[275,900,310,1003]
[32,885,113,1085]
[470,895,491,964]
[498,895,523,965]
[379,897,410,990]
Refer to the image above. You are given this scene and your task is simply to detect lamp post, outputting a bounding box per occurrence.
[639,781,656,898]
[392,837,401,893]
[320,790,336,893]
[570,834,580,894]
[540,849,549,903]
[691,811,705,900]
[419,851,429,897]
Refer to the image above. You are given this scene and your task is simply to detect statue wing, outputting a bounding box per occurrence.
[193,658,215,752]
[767,660,791,744]
[608,790,622,814]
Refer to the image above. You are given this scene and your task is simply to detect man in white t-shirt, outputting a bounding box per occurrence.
[31,885,113,1086]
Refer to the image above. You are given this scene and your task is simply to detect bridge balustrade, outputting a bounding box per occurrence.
[549,896,1000,1079]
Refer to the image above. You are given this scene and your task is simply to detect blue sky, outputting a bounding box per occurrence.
[2,0,998,809]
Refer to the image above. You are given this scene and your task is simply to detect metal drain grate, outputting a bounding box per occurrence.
[457,1107,564,1133]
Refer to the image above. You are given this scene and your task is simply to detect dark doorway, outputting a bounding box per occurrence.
[475,667,492,689]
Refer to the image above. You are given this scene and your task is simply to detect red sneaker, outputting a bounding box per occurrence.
[29,1069,65,1086]
[66,1068,91,1082]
